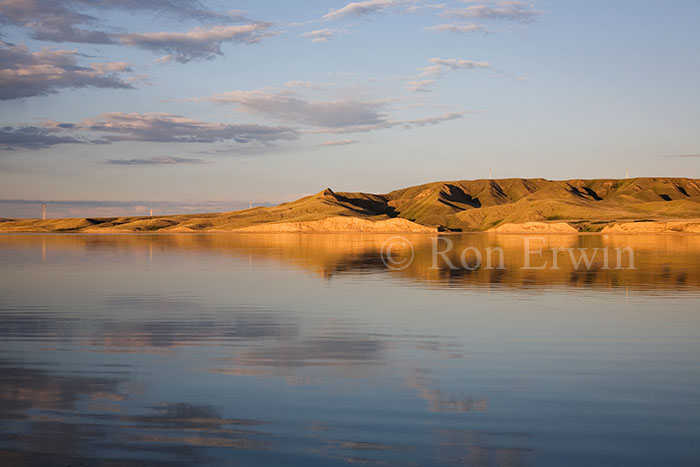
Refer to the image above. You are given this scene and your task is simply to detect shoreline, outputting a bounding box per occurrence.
[2,230,700,236]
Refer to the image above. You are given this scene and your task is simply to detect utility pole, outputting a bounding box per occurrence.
[41,203,47,220]
[626,169,629,179]
[488,168,492,180]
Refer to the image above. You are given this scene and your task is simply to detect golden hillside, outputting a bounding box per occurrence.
[1,178,699,233]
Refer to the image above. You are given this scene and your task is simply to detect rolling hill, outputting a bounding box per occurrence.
[2,178,700,233]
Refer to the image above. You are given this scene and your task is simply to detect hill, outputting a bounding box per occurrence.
[1,178,700,233]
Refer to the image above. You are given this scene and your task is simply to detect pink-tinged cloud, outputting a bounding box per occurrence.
[120,23,277,63]
[420,57,491,77]
[442,1,541,23]
[322,0,403,21]
[0,41,133,100]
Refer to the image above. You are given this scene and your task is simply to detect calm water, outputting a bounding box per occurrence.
[1,233,699,466]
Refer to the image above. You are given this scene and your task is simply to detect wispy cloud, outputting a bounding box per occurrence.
[322,0,404,21]
[0,0,244,44]
[198,89,390,130]
[120,23,277,63]
[406,79,435,93]
[285,80,322,89]
[300,28,344,43]
[0,0,114,44]
[195,88,466,134]
[425,23,484,34]
[0,41,133,100]
[0,125,84,149]
[313,111,466,134]
[73,112,298,144]
[319,139,359,146]
[3,103,467,150]
[394,112,465,128]
[106,156,206,165]
[0,1,276,66]
[419,57,491,77]
[2,113,299,150]
[442,1,542,23]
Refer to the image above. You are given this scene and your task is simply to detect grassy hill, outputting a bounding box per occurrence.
[2,178,700,233]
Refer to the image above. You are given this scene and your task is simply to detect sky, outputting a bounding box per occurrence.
[1,0,699,217]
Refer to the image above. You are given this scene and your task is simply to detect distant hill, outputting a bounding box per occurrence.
[2,178,700,233]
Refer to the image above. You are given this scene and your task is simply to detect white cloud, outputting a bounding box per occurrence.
[322,0,403,21]
[420,57,491,77]
[300,28,340,43]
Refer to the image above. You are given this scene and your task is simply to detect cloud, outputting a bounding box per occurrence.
[0,0,113,44]
[2,102,462,150]
[92,0,241,21]
[99,0,240,20]
[406,79,435,93]
[313,111,466,134]
[319,139,358,146]
[197,88,466,134]
[0,125,84,149]
[120,23,277,63]
[442,1,541,23]
[284,80,321,89]
[0,41,133,100]
[0,2,272,65]
[0,0,241,44]
[106,156,206,165]
[662,154,700,158]
[392,111,465,128]
[425,23,484,34]
[200,89,389,129]
[2,113,298,149]
[73,112,298,144]
[419,57,491,77]
[300,28,341,43]
[194,144,284,156]
[322,0,403,21]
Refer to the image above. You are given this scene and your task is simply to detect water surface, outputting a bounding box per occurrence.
[1,233,699,466]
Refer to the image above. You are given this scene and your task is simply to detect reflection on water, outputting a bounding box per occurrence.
[5,233,699,291]
[0,234,699,466]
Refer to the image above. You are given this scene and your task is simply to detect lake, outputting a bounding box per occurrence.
[1,233,699,466]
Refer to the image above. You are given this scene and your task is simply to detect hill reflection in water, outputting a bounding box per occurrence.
[1,233,699,466]
[4,233,698,293]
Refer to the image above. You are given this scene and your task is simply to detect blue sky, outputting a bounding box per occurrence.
[1,0,698,217]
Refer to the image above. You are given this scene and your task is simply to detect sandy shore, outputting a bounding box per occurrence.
[487,222,579,234]
[601,221,700,234]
